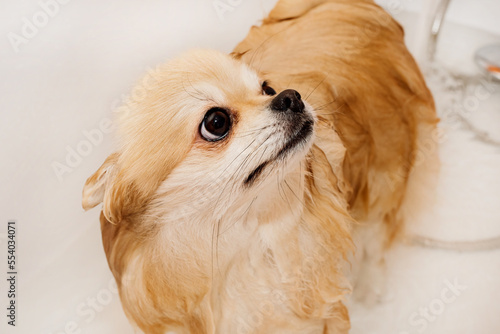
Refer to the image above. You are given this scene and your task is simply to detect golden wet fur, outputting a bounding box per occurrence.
[82,0,438,333]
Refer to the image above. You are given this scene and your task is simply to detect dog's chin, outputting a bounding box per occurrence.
[244,116,315,188]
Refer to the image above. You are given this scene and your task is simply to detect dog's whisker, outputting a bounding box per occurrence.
[186,73,217,104]
[228,133,274,192]
[181,79,207,102]
[215,218,222,277]
[210,132,273,258]
[212,133,271,215]
[215,136,260,182]
[218,196,257,236]
[248,28,288,69]
[234,125,272,138]
[225,132,274,201]
[305,74,330,101]
[279,178,294,214]
[311,99,338,111]
[276,171,285,202]
[284,179,302,204]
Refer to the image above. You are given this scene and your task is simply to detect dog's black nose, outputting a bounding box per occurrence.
[270,89,304,114]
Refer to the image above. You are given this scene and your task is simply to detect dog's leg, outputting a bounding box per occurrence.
[349,220,389,305]
[324,302,351,334]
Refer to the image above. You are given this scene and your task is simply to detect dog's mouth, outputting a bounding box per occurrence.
[274,119,314,161]
[244,119,314,187]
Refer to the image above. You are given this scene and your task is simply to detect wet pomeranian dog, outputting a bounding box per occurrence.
[82,0,438,332]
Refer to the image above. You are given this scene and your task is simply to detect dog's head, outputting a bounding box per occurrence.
[82,49,315,223]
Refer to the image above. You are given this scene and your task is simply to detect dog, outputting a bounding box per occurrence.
[82,0,438,332]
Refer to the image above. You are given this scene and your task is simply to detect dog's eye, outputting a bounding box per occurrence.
[262,81,276,96]
[200,108,231,141]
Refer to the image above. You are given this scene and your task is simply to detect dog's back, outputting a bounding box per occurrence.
[234,0,438,240]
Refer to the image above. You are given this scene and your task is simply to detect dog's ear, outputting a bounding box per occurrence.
[229,50,248,60]
[265,0,327,22]
[82,152,145,224]
[82,153,119,212]
[81,151,163,224]
[82,128,193,224]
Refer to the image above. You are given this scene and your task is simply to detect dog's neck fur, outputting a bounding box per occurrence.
[105,146,352,333]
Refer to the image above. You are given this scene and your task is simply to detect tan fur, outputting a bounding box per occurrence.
[82,0,437,333]
[234,0,437,239]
